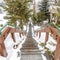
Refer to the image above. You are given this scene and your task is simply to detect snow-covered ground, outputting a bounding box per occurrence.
[33,32,57,60]
[0,33,26,60]
[0,26,57,60]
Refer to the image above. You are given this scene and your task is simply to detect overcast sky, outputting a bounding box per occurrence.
[0,0,3,3]
[36,0,40,3]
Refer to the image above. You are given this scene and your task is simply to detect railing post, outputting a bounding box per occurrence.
[0,36,7,57]
[11,33,16,42]
[45,32,49,43]
[54,35,60,60]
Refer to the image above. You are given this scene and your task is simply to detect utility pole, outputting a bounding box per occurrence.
[33,0,36,16]
[31,0,36,33]
[33,0,37,24]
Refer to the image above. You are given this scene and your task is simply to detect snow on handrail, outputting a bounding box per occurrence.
[49,22,60,34]
[0,24,15,35]
[0,24,7,35]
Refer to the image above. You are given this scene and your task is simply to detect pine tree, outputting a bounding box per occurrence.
[1,0,32,29]
[56,0,60,26]
[37,0,50,23]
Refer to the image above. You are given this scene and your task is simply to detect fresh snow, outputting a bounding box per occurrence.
[3,32,26,60]
[33,32,57,60]
[41,54,47,60]
[38,32,46,43]
[0,56,7,60]
[14,33,22,43]
[45,33,57,52]
[0,26,57,60]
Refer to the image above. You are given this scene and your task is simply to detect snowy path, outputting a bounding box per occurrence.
[0,26,57,60]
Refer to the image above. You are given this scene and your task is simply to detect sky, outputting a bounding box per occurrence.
[36,0,40,3]
[0,0,3,3]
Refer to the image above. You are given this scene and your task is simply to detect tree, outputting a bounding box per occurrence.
[55,0,60,26]
[1,0,32,30]
[37,11,46,23]
[37,0,50,23]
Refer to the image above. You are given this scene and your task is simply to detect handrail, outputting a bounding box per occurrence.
[50,22,60,34]
[0,24,7,35]
[0,24,15,35]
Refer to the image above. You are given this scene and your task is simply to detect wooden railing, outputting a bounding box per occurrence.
[35,26,60,60]
[0,24,60,59]
[0,26,26,57]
